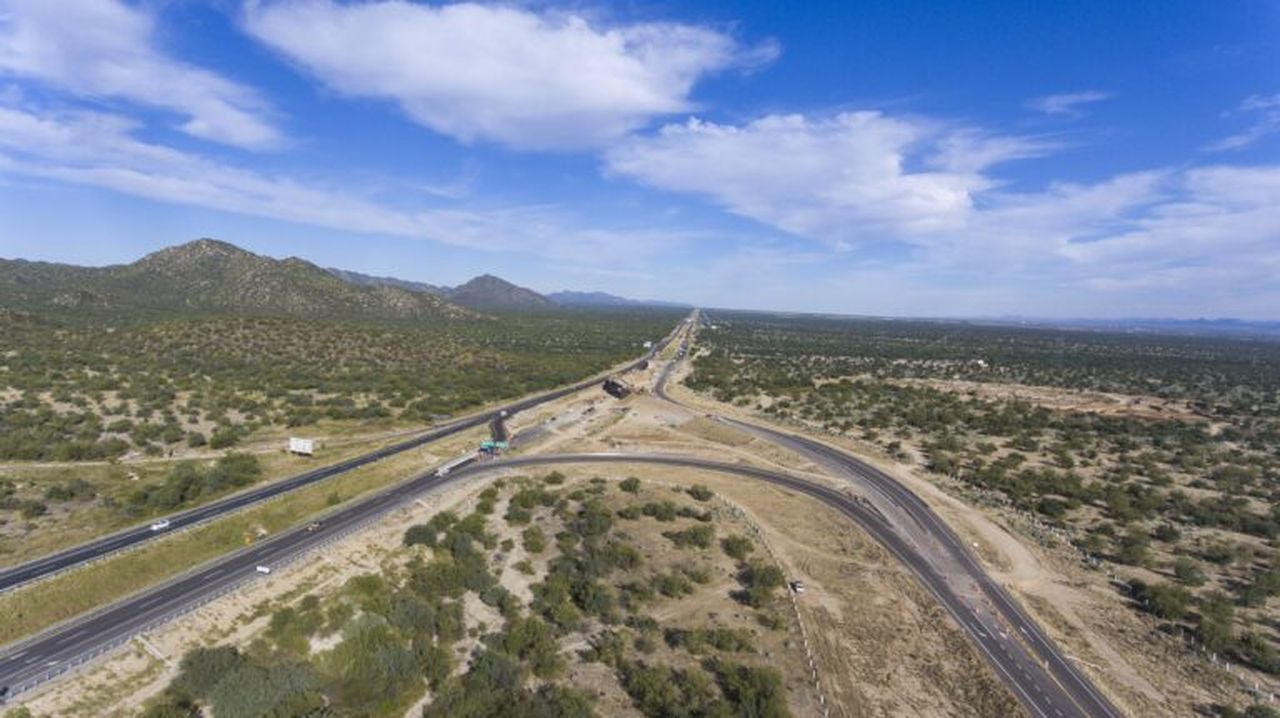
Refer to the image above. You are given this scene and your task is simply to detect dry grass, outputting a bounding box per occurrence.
[0,427,483,646]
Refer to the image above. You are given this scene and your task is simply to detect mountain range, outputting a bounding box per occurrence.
[0,239,681,320]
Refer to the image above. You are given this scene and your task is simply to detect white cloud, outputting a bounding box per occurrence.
[243,0,775,150]
[1026,90,1112,116]
[1206,93,1280,151]
[605,109,1280,307]
[0,101,694,261]
[0,0,281,150]
[606,112,1053,247]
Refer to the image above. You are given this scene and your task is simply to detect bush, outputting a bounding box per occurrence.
[1173,556,1207,586]
[616,660,726,717]
[522,526,547,553]
[1131,580,1190,620]
[721,534,754,560]
[663,524,715,549]
[620,477,641,493]
[687,484,714,502]
[640,501,678,522]
[654,572,694,599]
[736,561,786,608]
[714,661,790,717]
[1115,529,1150,566]
[403,524,437,547]
[44,478,96,502]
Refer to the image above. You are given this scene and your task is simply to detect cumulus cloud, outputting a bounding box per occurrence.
[1026,90,1112,116]
[243,0,775,150]
[0,0,281,150]
[605,109,1280,303]
[1206,93,1280,151]
[0,101,692,261]
[606,112,1054,247]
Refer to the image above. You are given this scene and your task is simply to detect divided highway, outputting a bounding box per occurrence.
[0,323,681,595]
[0,312,1121,718]
[0,448,1114,718]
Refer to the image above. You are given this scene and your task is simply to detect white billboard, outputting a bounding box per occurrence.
[288,437,315,455]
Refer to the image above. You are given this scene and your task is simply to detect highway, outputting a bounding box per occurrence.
[655,312,1123,718]
[0,321,680,595]
[0,311,1122,717]
[1,448,1111,717]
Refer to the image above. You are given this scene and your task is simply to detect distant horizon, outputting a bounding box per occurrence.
[5,236,1279,327]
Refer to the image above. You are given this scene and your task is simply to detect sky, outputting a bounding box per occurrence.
[0,0,1277,319]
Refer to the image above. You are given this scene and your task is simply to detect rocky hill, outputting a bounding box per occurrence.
[444,274,556,312]
[0,239,474,321]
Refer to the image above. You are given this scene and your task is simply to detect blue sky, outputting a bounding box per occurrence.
[0,0,1277,318]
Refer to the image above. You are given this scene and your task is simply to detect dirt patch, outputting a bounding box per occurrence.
[886,377,1207,424]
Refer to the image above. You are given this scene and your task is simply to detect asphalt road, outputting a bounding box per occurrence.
[0,325,679,595]
[1,449,1108,717]
[0,312,1121,717]
[655,314,1123,718]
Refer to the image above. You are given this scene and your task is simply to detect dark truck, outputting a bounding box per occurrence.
[602,377,633,399]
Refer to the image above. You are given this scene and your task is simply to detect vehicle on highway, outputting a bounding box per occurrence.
[255,565,272,575]
[149,519,171,531]
[305,521,321,532]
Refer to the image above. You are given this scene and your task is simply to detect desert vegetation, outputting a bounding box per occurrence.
[689,312,1280,688]
[138,472,801,717]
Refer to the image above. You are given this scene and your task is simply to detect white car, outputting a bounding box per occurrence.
[255,565,272,575]
[149,519,171,531]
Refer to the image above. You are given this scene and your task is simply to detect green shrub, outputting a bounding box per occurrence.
[687,484,714,501]
[721,534,754,560]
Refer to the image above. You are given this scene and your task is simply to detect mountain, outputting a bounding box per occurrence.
[326,266,554,313]
[0,239,473,321]
[548,290,691,309]
[326,267,445,296]
[445,274,556,312]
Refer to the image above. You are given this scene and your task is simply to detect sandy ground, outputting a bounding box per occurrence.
[661,349,1260,716]
[14,330,1250,717]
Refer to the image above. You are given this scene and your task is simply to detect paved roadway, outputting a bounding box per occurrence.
[0,322,681,595]
[0,312,1121,717]
[655,312,1123,718]
[1,449,1112,717]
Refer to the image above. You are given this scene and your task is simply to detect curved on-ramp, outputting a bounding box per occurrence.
[3,450,1112,717]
